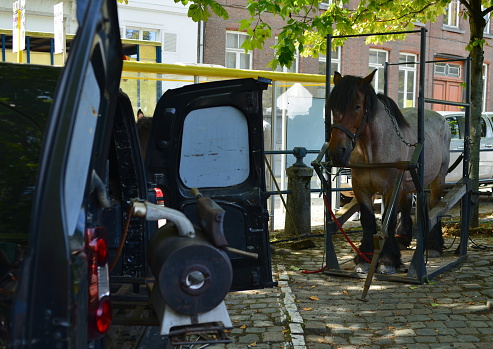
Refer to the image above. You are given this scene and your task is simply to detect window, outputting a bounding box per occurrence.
[483,6,491,34]
[320,0,342,6]
[368,49,388,94]
[319,46,341,77]
[398,53,417,108]
[275,38,299,73]
[446,116,460,139]
[125,27,158,41]
[434,62,461,78]
[225,32,252,69]
[180,106,250,188]
[483,64,488,111]
[444,0,460,28]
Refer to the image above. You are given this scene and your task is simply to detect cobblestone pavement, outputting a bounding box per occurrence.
[214,231,493,349]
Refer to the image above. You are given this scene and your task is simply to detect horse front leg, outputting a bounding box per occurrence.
[377,193,404,274]
[353,192,377,273]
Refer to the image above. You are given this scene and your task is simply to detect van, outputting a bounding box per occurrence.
[440,111,493,184]
[0,0,274,347]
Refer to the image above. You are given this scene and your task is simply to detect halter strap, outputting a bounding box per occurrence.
[331,109,369,149]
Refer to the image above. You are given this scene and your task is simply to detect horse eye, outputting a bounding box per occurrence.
[355,105,361,111]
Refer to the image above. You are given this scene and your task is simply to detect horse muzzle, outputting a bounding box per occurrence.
[328,137,352,167]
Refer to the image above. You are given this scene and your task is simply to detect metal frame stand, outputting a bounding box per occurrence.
[320,28,473,286]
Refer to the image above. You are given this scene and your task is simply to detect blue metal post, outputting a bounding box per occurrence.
[50,38,54,65]
[156,45,162,101]
[1,35,5,62]
[26,36,30,63]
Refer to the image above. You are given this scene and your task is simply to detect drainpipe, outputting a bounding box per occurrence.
[198,20,204,64]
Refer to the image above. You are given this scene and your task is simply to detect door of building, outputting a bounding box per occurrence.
[432,61,464,111]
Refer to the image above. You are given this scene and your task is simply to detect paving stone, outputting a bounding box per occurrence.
[208,232,493,348]
[304,321,328,333]
[261,330,285,343]
[394,328,416,336]
[237,333,260,344]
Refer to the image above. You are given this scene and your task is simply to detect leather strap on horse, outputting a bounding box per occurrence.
[331,109,369,149]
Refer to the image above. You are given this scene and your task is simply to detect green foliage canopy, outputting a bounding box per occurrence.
[169,0,458,69]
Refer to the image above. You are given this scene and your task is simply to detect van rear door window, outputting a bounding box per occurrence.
[179,106,249,188]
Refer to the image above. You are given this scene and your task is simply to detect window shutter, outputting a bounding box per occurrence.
[164,32,177,52]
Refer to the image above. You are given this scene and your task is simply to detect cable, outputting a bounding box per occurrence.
[110,204,134,272]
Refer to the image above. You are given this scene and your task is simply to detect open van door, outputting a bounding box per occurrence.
[9,0,124,346]
[145,78,276,291]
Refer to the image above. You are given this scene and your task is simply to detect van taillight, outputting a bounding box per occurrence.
[95,237,108,265]
[86,227,112,340]
[94,296,112,333]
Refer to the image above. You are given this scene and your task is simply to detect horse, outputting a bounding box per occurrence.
[327,70,452,274]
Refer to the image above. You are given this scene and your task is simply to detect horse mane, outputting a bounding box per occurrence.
[328,74,409,129]
[376,94,409,129]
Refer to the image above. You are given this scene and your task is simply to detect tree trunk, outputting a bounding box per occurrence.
[466,0,486,227]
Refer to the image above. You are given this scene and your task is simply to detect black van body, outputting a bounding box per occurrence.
[0,0,274,347]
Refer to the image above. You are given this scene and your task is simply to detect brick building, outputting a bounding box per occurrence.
[202,0,493,112]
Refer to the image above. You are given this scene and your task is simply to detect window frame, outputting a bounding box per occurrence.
[368,48,388,94]
[444,0,460,28]
[483,64,488,111]
[225,31,253,70]
[124,26,159,42]
[274,37,299,73]
[319,46,341,77]
[398,53,417,108]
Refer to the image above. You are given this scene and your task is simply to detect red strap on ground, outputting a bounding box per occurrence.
[323,194,372,264]
[300,194,372,274]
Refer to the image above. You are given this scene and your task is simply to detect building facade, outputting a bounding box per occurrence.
[0,0,198,65]
[202,0,493,112]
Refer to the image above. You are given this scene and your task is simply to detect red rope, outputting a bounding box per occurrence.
[323,194,372,264]
[300,194,372,274]
[301,267,326,274]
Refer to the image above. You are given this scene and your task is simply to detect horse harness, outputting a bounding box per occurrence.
[330,108,369,150]
[330,102,417,149]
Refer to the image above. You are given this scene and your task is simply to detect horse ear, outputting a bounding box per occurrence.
[333,71,342,85]
[361,69,378,88]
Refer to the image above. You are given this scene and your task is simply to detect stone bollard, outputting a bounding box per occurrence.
[284,147,313,236]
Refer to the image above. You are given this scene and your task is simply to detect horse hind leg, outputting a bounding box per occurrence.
[395,193,413,250]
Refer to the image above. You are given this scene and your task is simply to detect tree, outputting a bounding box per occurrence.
[174,0,491,226]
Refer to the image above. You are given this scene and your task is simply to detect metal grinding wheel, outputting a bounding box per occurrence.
[148,223,233,315]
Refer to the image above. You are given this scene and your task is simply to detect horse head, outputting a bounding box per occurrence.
[328,69,377,166]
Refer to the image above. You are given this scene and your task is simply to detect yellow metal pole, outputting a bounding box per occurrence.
[122,61,326,84]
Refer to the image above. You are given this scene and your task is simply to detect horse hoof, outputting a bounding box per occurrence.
[355,263,370,274]
[398,243,408,250]
[395,236,411,250]
[428,250,442,258]
[377,264,397,274]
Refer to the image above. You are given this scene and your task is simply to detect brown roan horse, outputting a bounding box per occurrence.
[328,70,452,274]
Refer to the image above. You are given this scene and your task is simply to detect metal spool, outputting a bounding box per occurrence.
[148,223,232,315]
